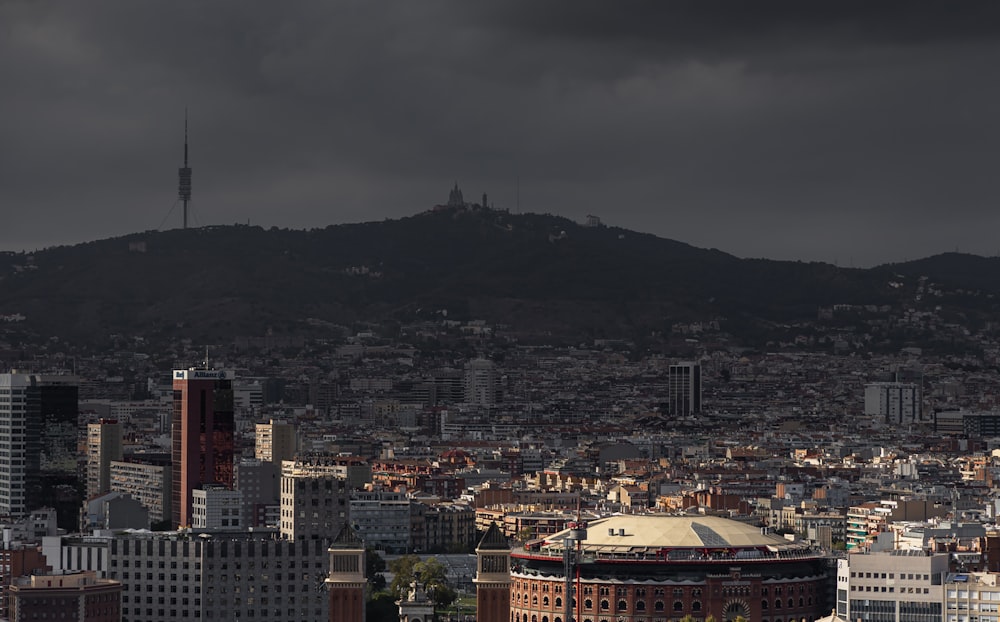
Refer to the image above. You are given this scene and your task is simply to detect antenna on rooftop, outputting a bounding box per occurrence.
[178,109,193,229]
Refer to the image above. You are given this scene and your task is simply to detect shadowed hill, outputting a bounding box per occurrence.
[0,207,982,346]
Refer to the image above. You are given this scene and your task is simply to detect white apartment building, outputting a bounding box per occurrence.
[191,485,242,529]
[463,358,499,406]
[349,491,411,553]
[865,381,921,424]
[836,549,948,622]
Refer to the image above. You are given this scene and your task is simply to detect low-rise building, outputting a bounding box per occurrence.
[9,570,121,622]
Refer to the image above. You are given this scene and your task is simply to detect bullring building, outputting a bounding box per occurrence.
[478,514,834,622]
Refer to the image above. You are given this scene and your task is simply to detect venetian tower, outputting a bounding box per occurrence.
[474,522,511,622]
[326,524,367,622]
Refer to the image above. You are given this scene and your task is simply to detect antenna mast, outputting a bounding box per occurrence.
[178,109,192,229]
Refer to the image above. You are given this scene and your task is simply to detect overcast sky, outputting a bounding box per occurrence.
[3,1,1000,265]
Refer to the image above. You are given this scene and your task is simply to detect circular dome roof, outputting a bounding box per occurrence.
[536,515,813,555]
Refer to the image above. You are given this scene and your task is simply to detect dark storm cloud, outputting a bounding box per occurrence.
[3,1,1000,264]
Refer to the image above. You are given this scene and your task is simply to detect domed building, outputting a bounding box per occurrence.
[476,514,834,622]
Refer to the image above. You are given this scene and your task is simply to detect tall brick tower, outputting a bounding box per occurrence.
[326,525,367,622]
[171,368,235,528]
[474,522,511,622]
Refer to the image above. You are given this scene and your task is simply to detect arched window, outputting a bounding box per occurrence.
[554,597,561,608]
[585,600,593,610]
[673,601,683,612]
[775,599,782,609]
[692,601,701,612]
[654,601,664,612]
[799,597,804,608]
[600,600,609,611]
[762,600,769,610]
[787,598,794,608]
[543,597,549,607]
[617,600,627,612]
[635,601,646,611]
[532,596,538,606]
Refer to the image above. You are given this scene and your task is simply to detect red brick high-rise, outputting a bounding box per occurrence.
[171,369,234,528]
[475,522,511,622]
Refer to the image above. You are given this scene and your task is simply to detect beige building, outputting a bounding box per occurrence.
[109,459,171,524]
[944,572,1000,622]
[255,419,297,465]
[86,420,123,499]
[836,550,948,621]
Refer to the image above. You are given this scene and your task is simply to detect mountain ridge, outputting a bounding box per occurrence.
[0,206,996,348]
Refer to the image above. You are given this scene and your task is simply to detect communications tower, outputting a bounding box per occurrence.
[178,110,192,228]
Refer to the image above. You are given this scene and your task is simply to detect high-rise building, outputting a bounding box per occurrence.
[86,419,123,499]
[255,419,297,465]
[280,458,357,542]
[171,369,235,528]
[0,373,78,517]
[865,381,921,424]
[464,359,500,406]
[234,457,280,528]
[668,362,702,415]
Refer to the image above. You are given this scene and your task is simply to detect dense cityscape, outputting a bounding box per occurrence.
[1,277,1000,622]
[5,4,1000,621]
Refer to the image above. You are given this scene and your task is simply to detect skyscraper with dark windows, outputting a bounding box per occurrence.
[171,369,234,528]
[0,373,78,518]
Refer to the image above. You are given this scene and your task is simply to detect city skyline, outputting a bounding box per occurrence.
[4,2,1000,265]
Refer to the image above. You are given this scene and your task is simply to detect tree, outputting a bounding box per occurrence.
[366,548,387,591]
[366,591,397,622]
[388,555,457,610]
